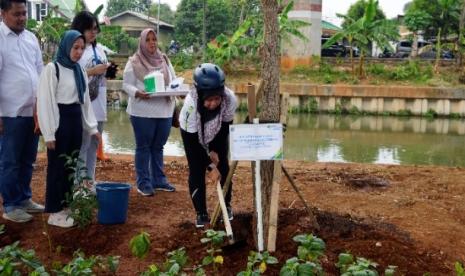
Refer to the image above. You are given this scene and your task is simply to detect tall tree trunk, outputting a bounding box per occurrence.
[435,27,442,74]
[358,52,365,78]
[348,37,354,76]
[202,0,207,61]
[411,32,419,58]
[239,0,246,25]
[458,0,465,68]
[257,0,280,251]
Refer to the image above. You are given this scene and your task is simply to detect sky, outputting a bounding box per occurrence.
[87,0,410,27]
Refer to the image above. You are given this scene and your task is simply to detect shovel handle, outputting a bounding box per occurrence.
[216,181,234,243]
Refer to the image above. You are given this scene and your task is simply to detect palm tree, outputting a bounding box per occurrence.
[323,13,360,75]
[323,0,399,78]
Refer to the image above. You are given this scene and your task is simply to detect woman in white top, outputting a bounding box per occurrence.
[123,28,176,196]
[72,11,109,189]
[37,30,99,228]
[179,63,237,228]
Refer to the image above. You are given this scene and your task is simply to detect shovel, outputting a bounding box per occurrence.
[216,180,234,244]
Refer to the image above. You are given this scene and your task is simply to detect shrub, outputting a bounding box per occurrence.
[171,52,198,71]
[291,65,312,75]
[367,64,386,76]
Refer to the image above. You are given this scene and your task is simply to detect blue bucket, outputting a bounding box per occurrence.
[96,183,131,224]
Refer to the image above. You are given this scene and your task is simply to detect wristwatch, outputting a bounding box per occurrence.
[207,163,216,172]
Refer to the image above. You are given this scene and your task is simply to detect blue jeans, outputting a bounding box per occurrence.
[130,116,172,190]
[0,117,39,212]
[79,122,104,181]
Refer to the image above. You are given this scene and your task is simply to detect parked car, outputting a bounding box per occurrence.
[395,40,430,58]
[321,38,347,57]
[418,49,454,59]
[378,48,394,58]
[344,45,360,57]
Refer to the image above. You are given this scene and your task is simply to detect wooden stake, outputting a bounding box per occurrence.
[247,83,257,121]
[281,165,320,230]
[266,93,288,252]
[255,79,264,103]
[210,161,238,227]
[217,181,234,243]
[266,161,281,252]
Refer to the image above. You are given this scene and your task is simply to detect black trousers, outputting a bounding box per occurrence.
[181,129,232,215]
[45,104,83,213]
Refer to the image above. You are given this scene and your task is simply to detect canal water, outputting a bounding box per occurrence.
[83,109,465,167]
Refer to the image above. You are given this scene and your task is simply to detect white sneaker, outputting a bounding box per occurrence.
[48,210,76,228]
[2,209,33,223]
[18,199,44,213]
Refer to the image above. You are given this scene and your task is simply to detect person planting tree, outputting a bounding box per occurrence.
[179,63,238,228]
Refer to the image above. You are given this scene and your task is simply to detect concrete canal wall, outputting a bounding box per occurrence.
[107,80,465,116]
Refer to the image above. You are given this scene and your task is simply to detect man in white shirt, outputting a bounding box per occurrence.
[0,0,44,223]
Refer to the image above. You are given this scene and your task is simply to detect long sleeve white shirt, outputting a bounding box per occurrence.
[37,62,98,142]
[78,43,108,122]
[0,22,43,117]
[122,60,175,118]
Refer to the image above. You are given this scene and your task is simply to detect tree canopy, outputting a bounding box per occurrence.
[405,0,461,38]
[148,3,175,24]
[342,0,386,28]
[174,0,235,48]
[105,0,148,17]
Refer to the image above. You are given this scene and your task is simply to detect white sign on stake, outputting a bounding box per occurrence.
[229,123,284,161]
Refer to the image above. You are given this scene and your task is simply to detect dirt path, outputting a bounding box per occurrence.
[1,153,464,275]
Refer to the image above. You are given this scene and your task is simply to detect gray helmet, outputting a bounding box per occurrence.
[193,63,225,90]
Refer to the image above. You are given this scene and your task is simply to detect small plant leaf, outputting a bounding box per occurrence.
[129,232,151,259]
[202,256,213,266]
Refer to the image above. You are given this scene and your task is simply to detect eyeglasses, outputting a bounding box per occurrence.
[88,26,99,33]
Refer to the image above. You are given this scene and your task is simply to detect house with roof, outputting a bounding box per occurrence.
[26,0,81,22]
[104,10,174,49]
[322,20,341,36]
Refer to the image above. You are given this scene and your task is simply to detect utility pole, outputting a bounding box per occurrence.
[202,0,207,60]
[157,0,161,35]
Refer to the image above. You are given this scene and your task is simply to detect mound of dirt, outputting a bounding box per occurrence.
[0,154,463,274]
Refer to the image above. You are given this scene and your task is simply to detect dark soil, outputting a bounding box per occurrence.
[1,154,464,275]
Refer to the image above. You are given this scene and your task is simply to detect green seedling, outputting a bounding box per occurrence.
[0,241,48,275]
[385,265,397,276]
[164,247,188,273]
[337,252,396,276]
[0,224,5,235]
[292,234,326,262]
[141,247,189,276]
[237,251,278,276]
[62,151,97,228]
[129,231,151,259]
[456,261,465,276]
[279,257,323,276]
[280,233,326,276]
[54,251,119,275]
[194,229,226,275]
